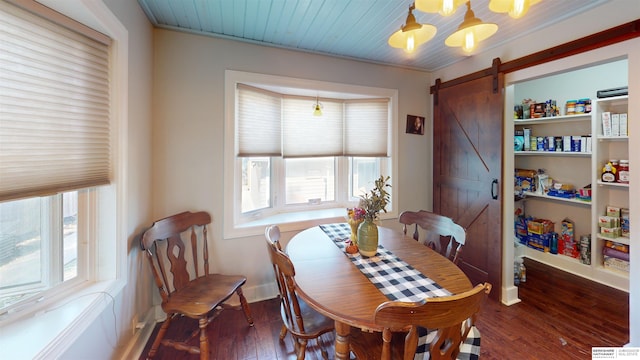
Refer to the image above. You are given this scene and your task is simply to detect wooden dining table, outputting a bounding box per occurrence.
[286,224,473,360]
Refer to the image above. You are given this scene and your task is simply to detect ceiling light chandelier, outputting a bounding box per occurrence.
[445,1,498,54]
[313,96,323,116]
[489,0,541,19]
[388,3,437,53]
[415,0,468,17]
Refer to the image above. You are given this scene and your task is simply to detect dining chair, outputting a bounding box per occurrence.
[140,211,254,360]
[350,282,492,360]
[398,210,466,265]
[264,225,335,360]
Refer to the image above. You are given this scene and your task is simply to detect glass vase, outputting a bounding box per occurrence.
[357,219,378,257]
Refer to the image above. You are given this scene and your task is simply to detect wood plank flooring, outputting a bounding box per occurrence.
[139,258,629,359]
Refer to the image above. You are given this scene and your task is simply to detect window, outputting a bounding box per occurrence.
[0,191,88,310]
[225,71,398,238]
[0,1,111,316]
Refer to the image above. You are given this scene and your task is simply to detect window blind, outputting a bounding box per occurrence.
[236,84,282,157]
[283,96,343,158]
[237,85,390,158]
[344,99,389,157]
[0,1,111,202]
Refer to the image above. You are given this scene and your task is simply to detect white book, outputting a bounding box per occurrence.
[611,113,620,137]
[563,135,572,152]
[602,112,612,136]
[620,113,628,136]
[523,128,531,151]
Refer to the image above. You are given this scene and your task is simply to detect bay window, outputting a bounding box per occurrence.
[225,71,397,237]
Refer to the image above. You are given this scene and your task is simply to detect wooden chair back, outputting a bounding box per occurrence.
[398,210,466,265]
[265,225,305,334]
[140,211,254,359]
[264,225,334,360]
[375,282,491,360]
[141,211,211,303]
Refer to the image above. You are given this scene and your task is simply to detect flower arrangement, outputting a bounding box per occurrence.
[358,175,391,223]
[347,207,366,222]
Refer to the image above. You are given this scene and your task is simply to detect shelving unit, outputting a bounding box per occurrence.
[591,95,629,283]
[510,78,630,292]
[514,112,593,280]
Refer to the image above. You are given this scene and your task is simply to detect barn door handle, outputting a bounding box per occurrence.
[491,179,499,200]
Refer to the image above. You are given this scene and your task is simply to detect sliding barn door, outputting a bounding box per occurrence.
[433,74,503,300]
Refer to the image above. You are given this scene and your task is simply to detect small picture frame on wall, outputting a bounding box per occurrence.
[406,115,424,135]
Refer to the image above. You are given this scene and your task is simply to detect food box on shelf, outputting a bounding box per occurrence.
[603,256,630,273]
[600,226,622,238]
[547,183,576,199]
[559,218,579,258]
[527,218,554,235]
[599,215,620,228]
[515,219,528,244]
[527,232,551,252]
[515,168,537,195]
[514,202,531,244]
[577,186,592,201]
[621,208,630,237]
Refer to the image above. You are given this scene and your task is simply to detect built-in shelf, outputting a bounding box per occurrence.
[597,136,629,141]
[521,191,591,205]
[596,180,630,188]
[514,114,591,125]
[596,234,630,245]
[515,151,591,156]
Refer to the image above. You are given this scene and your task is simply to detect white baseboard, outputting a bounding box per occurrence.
[501,285,522,306]
[118,307,158,360]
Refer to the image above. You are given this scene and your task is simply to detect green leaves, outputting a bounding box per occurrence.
[359,175,391,222]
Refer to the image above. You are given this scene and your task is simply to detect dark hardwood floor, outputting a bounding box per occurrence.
[139,258,629,360]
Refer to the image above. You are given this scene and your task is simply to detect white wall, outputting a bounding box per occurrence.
[151,29,433,301]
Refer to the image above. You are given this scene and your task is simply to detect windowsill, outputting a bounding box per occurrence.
[0,279,125,359]
[227,207,346,239]
[225,207,397,239]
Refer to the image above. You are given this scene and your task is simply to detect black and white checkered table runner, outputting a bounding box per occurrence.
[319,223,480,360]
[319,223,451,302]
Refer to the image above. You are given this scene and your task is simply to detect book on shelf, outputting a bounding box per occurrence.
[611,113,620,136]
[602,111,612,136]
[620,113,628,136]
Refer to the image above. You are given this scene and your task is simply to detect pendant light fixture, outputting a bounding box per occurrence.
[415,0,467,17]
[489,0,541,19]
[445,1,498,54]
[388,3,437,53]
[313,96,323,116]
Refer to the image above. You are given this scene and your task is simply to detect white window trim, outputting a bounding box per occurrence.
[0,1,128,359]
[224,70,399,239]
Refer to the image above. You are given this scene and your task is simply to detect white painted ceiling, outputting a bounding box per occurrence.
[137,0,609,72]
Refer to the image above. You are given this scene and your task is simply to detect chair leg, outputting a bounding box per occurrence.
[318,337,329,360]
[279,324,288,340]
[296,339,308,360]
[147,314,173,359]
[199,317,209,360]
[236,287,254,326]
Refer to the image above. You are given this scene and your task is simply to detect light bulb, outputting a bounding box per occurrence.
[405,33,416,53]
[462,31,475,54]
[442,0,455,16]
[509,0,529,19]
